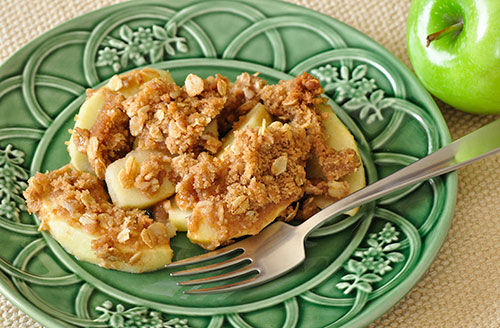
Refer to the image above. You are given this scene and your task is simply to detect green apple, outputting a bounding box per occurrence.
[407,0,500,114]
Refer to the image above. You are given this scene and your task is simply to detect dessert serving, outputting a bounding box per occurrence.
[23,68,365,273]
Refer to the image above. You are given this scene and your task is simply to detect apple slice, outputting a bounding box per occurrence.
[217,103,272,158]
[45,206,174,273]
[105,150,175,209]
[308,103,366,214]
[163,104,273,244]
[69,68,174,173]
[106,68,173,98]
[167,197,191,232]
[186,215,219,249]
[160,120,219,233]
[68,88,109,172]
[24,165,175,273]
[187,199,293,250]
[181,102,364,249]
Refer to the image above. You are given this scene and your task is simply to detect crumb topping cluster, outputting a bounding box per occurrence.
[118,152,171,197]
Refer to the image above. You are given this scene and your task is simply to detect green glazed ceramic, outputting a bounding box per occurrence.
[0,0,457,327]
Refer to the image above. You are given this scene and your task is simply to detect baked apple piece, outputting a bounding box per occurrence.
[24,166,175,273]
[307,103,366,215]
[68,68,174,175]
[105,150,175,209]
[183,73,364,250]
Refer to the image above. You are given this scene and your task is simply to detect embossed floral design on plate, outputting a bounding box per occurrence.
[0,1,456,327]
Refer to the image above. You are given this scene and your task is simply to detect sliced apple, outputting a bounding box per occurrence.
[68,88,109,172]
[167,197,191,232]
[186,216,219,249]
[105,150,175,209]
[107,67,173,98]
[39,198,173,273]
[218,103,272,158]
[187,199,292,250]
[180,103,274,247]
[205,119,218,136]
[69,68,174,173]
[308,103,366,215]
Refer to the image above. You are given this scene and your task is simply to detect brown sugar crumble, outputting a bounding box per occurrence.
[24,69,362,263]
[182,122,312,249]
[123,74,229,155]
[119,152,171,197]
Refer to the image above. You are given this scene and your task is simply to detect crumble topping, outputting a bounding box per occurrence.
[172,121,310,217]
[260,72,359,199]
[118,153,171,197]
[124,74,229,155]
[217,72,268,134]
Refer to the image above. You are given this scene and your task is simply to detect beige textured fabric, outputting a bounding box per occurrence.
[0,0,499,327]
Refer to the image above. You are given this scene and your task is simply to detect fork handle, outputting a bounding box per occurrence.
[297,118,500,237]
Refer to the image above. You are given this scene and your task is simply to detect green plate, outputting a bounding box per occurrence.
[0,0,457,327]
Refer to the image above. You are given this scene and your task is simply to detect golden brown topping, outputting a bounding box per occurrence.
[72,127,90,153]
[303,179,328,196]
[217,79,227,97]
[271,155,288,176]
[36,71,362,257]
[278,202,300,222]
[118,152,172,197]
[134,153,170,197]
[297,197,320,221]
[173,122,312,249]
[140,228,156,248]
[230,195,250,215]
[124,75,228,155]
[217,72,268,134]
[259,71,360,193]
[313,140,360,182]
[327,180,349,199]
[119,156,139,189]
[79,213,98,229]
[149,221,176,239]
[117,228,131,243]
[169,73,361,249]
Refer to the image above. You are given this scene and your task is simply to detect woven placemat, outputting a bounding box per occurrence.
[1,0,499,327]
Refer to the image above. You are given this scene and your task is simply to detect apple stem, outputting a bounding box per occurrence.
[426,21,464,47]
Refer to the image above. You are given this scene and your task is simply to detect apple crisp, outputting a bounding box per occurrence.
[24,165,175,267]
[24,68,363,271]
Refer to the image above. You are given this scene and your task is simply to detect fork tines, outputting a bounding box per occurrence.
[166,243,261,293]
[166,245,243,268]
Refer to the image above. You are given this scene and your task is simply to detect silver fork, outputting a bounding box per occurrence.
[167,118,500,294]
